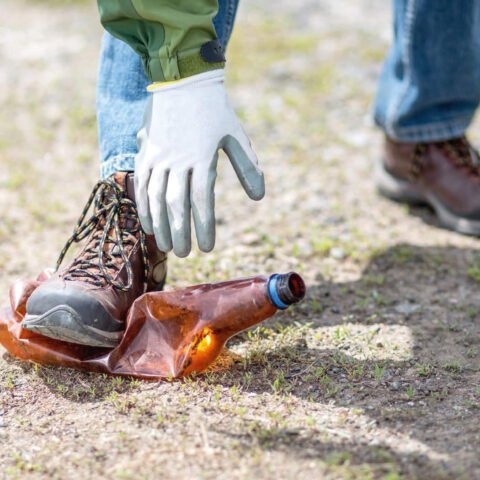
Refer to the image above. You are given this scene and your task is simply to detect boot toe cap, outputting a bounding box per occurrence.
[23,282,123,348]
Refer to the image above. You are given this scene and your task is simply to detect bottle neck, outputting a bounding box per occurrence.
[267,273,306,310]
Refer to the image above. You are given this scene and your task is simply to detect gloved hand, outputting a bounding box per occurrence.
[135,69,265,257]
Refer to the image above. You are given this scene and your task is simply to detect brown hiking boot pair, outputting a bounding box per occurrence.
[23,173,167,348]
[377,136,480,235]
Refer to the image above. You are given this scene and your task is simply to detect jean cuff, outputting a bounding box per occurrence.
[375,115,472,143]
[101,154,136,179]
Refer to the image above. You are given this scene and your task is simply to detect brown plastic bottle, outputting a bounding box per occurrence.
[109,272,306,378]
[0,272,306,380]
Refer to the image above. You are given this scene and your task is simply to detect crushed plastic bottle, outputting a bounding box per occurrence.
[0,271,306,379]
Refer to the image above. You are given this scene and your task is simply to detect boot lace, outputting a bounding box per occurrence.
[410,137,480,179]
[55,177,149,292]
[440,137,480,175]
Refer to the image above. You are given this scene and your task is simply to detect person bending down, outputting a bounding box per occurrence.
[22,0,480,347]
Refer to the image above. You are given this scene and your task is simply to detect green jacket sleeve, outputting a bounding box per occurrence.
[97,0,225,82]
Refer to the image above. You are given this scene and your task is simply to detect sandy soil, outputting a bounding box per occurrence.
[1,1,480,479]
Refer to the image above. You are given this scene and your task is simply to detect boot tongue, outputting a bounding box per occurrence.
[108,172,135,203]
[112,172,136,203]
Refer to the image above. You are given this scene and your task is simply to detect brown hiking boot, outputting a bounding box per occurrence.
[22,172,167,347]
[377,136,480,235]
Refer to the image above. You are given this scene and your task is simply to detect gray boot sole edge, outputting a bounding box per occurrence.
[22,305,122,348]
[376,160,480,236]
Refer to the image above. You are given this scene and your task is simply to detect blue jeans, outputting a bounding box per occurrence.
[97,0,239,178]
[374,0,480,142]
[97,0,480,178]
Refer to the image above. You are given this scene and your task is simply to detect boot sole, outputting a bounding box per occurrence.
[22,305,122,348]
[376,160,480,236]
[22,272,168,348]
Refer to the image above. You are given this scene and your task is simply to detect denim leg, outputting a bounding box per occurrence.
[374,0,480,142]
[97,0,240,179]
[216,0,240,48]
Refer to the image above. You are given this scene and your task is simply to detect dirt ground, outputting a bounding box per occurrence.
[1,1,480,479]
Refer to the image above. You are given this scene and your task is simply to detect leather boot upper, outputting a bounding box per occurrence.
[384,136,480,218]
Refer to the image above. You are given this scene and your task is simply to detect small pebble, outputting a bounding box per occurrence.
[330,247,345,259]
[394,303,421,315]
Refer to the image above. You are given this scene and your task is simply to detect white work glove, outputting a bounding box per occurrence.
[135,69,265,257]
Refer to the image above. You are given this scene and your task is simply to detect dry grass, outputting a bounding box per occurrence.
[1,1,480,479]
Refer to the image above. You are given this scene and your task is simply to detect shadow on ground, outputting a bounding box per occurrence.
[3,243,480,478]
[217,243,480,479]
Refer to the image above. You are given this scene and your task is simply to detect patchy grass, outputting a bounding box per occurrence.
[1,0,480,479]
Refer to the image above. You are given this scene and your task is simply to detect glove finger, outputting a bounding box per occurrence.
[148,167,173,252]
[222,127,265,201]
[135,168,154,235]
[191,154,218,253]
[166,170,192,258]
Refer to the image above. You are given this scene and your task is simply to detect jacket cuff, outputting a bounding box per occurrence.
[145,40,226,82]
